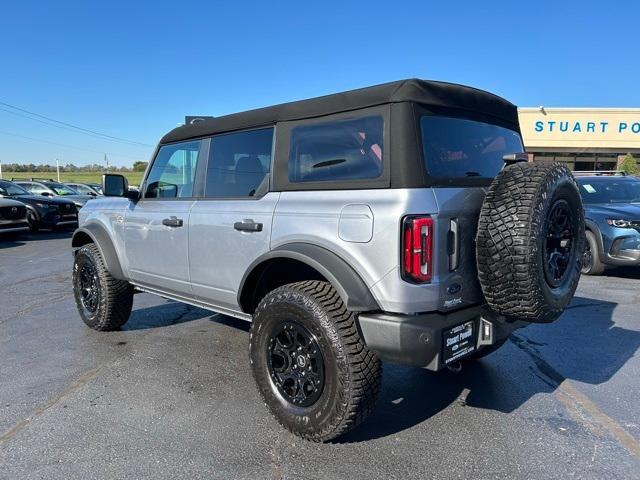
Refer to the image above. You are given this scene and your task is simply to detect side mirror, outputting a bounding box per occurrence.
[103,174,131,197]
[41,192,53,197]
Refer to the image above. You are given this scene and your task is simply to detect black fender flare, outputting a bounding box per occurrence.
[584,219,605,257]
[238,243,380,312]
[72,224,126,280]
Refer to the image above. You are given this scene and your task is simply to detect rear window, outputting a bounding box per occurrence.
[421,116,523,180]
[289,116,383,183]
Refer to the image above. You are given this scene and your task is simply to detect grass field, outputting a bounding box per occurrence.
[2,171,144,186]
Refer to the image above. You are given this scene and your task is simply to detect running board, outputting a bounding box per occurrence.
[132,284,252,322]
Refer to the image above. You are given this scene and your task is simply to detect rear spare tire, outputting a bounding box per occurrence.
[476,162,585,323]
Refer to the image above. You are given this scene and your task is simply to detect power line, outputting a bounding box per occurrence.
[0,100,154,148]
[0,105,151,149]
[0,129,146,161]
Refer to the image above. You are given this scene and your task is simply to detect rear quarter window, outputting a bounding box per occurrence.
[288,116,383,183]
[421,116,524,180]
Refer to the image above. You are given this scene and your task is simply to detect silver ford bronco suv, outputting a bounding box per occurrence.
[72,79,585,441]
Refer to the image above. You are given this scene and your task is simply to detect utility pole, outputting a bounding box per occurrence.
[0,160,2,180]
[104,153,110,173]
[56,158,60,182]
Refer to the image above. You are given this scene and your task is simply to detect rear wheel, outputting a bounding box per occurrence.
[581,230,605,275]
[72,243,133,331]
[250,281,382,442]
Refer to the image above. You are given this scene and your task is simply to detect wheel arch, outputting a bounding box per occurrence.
[238,243,379,314]
[72,225,126,280]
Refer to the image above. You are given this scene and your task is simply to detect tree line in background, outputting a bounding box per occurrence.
[2,161,149,173]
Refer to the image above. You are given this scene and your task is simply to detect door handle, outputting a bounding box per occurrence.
[234,220,263,232]
[162,216,184,228]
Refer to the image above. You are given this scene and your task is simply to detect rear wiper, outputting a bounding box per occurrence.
[312,159,346,169]
[465,171,481,177]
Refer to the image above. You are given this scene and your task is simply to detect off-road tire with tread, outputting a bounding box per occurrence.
[476,162,585,323]
[249,280,382,442]
[72,243,134,331]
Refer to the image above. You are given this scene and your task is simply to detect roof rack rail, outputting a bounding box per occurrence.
[572,170,626,177]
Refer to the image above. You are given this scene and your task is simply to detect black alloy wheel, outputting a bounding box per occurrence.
[267,321,325,407]
[78,262,100,314]
[543,199,577,288]
[582,238,593,273]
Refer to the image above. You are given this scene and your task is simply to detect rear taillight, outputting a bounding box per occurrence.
[401,216,433,283]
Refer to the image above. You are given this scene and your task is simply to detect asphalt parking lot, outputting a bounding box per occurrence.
[1,232,639,479]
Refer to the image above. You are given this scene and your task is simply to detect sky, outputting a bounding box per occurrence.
[0,0,638,167]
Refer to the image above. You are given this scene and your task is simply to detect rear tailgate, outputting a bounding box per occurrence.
[432,187,486,311]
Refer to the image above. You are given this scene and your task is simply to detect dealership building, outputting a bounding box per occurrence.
[518,108,640,171]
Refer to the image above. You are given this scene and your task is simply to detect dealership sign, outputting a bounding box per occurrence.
[534,120,640,134]
[518,109,640,148]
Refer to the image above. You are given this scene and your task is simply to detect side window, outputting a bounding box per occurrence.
[205,127,273,198]
[288,116,383,182]
[22,183,41,194]
[144,140,202,198]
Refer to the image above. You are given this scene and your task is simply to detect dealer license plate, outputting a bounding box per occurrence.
[442,321,475,364]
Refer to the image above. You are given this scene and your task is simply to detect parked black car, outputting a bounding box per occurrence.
[0,180,78,232]
[0,197,29,235]
[12,179,94,208]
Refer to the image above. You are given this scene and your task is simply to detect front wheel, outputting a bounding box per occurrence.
[72,244,134,331]
[581,230,605,275]
[249,281,382,442]
[27,210,39,233]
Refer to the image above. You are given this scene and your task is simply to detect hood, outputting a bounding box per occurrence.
[57,194,93,206]
[0,198,27,208]
[8,194,77,207]
[586,203,640,219]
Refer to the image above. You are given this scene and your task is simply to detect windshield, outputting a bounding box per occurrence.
[421,116,524,180]
[577,178,640,204]
[0,180,30,196]
[46,183,78,195]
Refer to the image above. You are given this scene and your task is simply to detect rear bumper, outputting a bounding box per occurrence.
[357,305,526,371]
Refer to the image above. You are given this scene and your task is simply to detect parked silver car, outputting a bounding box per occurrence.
[71,79,585,441]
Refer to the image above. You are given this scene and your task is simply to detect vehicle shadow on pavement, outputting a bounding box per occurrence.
[603,266,640,280]
[122,299,251,332]
[0,230,73,249]
[123,300,211,330]
[341,295,640,442]
[0,236,26,249]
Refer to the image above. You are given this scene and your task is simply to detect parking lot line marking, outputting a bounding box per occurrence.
[510,333,640,459]
[556,381,640,459]
[0,367,101,446]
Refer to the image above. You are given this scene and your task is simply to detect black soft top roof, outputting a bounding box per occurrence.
[160,78,518,144]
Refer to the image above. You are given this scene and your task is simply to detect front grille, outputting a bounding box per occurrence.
[632,220,640,230]
[0,205,27,220]
[56,203,78,220]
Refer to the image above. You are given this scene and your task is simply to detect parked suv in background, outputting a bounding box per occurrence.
[576,174,640,274]
[64,182,102,196]
[13,179,94,208]
[71,79,584,441]
[0,180,78,232]
[0,197,29,235]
